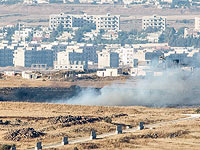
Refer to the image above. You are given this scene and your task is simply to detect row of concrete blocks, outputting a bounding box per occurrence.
[90,122,144,139]
[35,137,68,150]
[35,122,145,150]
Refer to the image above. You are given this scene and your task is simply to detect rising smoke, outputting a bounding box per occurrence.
[58,68,200,107]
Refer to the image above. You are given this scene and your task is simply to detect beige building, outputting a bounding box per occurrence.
[142,15,166,31]
[54,49,88,71]
[97,50,119,69]
[97,68,120,77]
[195,17,200,31]
[49,13,120,31]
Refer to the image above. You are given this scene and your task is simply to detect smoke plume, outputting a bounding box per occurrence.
[58,68,200,107]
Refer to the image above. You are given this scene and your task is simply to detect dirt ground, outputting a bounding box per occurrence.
[0,101,198,149]
[0,76,130,88]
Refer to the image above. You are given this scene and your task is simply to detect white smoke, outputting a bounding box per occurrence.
[57,68,200,107]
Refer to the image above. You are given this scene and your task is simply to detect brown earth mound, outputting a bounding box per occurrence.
[119,130,189,143]
[4,128,45,141]
[48,115,103,126]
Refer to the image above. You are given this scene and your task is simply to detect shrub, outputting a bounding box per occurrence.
[104,117,112,123]
[195,108,200,113]
[1,144,11,150]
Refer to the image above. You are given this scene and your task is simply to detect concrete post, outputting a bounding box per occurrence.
[62,136,68,145]
[116,125,122,134]
[90,129,96,140]
[35,142,42,150]
[139,122,144,130]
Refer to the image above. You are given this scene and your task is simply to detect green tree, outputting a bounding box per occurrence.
[57,24,64,34]
[73,29,84,43]
[5,27,17,42]
[48,30,58,42]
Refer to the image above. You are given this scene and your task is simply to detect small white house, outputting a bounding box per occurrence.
[97,68,120,77]
[4,71,15,76]
[22,71,38,79]
[154,72,163,77]
[130,68,146,77]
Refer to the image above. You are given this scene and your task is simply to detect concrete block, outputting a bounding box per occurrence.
[62,136,68,145]
[116,125,122,134]
[139,122,144,130]
[90,129,96,140]
[35,142,42,150]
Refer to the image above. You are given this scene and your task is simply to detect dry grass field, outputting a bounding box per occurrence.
[0,76,129,88]
[0,101,198,149]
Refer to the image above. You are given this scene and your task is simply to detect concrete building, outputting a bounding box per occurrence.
[119,47,134,66]
[0,48,14,67]
[97,68,121,77]
[165,53,189,68]
[146,32,162,43]
[130,67,149,77]
[184,28,200,38]
[145,50,164,64]
[142,15,166,31]
[102,30,118,40]
[36,0,49,3]
[80,45,99,63]
[54,49,88,71]
[195,17,200,31]
[98,50,119,69]
[23,0,37,4]
[160,0,172,3]
[22,71,38,79]
[49,13,120,31]
[13,28,32,41]
[100,0,115,4]
[14,49,54,68]
[123,0,144,4]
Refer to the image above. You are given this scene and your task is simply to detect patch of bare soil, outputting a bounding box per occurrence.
[4,128,45,141]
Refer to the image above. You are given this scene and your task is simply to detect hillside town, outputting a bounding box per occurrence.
[0,12,200,79]
[1,1,200,150]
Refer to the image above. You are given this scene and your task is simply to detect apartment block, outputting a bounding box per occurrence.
[142,15,166,31]
[54,49,88,71]
[14,49,54,68]
[119,47,134,66]
[0,48,14,67]
[195,17,200,31]
[97,50,119,69]
[49,13,120,31]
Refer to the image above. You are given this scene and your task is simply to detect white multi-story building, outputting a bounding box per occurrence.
[142,15,166,31]
[49,13,120,31]
[119,47,134,66]
[97,49,119,69]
